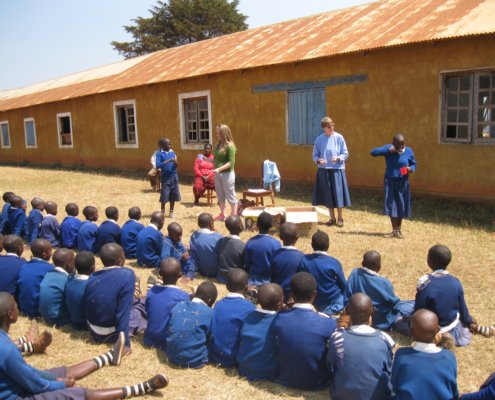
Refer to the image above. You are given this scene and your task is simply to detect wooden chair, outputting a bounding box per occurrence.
[242,161,276,207]
[205,188,216,206]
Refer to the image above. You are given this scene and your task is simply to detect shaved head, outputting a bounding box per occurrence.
[100,243,125,267]
[257,283,284,311]
[410,309,440,343]
[0,292,15,319]
[347,293,373,325]
[159,257,182,284]
[150,212,165,230]
[30,238,52,260]
[362,251,381,272]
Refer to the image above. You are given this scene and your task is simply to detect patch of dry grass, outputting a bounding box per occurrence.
[3,165,494,399]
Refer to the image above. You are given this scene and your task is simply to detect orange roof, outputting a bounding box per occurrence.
[1,0,494,112]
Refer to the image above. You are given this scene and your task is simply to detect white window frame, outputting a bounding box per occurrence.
[113,99,138,149]
[178,90,212,150]
[56,112,73,148]
[24,118,37,149]
[0,121,11,149]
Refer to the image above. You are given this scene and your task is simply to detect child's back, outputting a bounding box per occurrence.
[121,208,144,259]
[27,198,44,245]
[189,213,223,278]
[271,247,304,300]
[0,192,14,234]
[7,196,26,238]
[0,235,26,297]
[217,236,245,283]
[77,206,98,253]
[60,203,82,249]
[95,206,121,253]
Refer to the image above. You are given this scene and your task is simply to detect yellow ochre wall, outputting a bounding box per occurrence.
[1,35,494,199]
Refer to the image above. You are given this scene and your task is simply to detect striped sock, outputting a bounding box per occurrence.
[93,351,114,369]
[122,382,151,398]
[21,341,35,354]
[17,336,27,345]
[477,325,495,337]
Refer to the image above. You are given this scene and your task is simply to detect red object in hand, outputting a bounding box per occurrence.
[400,167,409,176]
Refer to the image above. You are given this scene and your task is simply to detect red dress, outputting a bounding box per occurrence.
[193,154,215,199]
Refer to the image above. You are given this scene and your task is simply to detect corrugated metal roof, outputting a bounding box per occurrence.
[1,0,494,111]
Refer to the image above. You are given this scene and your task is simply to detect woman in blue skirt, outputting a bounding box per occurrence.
[370,133,417,238]
[312,117,351,227]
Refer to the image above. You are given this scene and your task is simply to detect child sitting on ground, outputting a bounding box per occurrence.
[327,293,395,400]
[39,201,61,248]
[121,206,145,259]
[136,212,165,268]
[7,195,27,238]
[156,138,180,218]
[144,257,190,351]
[65,251,95,330]
[298,230,346,314]
[345,250,414,331]
[210,268,256,367]
[96,206,121,253]
[271,222,304,302]
[0,191,15,234]
[161,222,194,282]
[165,281,218,368]
[39,248,75,326]
[237,283,284,381]
[0,235,26,297]
[77,205,99,253]
[60,202,82,249]
[27,197,44,245]
[244,212,281,287]
[217,215,246,283]
[190,213,223,278]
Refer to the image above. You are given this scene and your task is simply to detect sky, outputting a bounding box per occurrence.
[0,0,373,90]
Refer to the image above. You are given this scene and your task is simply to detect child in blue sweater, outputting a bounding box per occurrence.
[156,138,180,218]
[145,257,190,351]
[96,206,121,253]
[136,212,165,268]
[271,222,304,302]
[7,195,27,238]
[244,212,281,286]
[210,268,256,367]
[0,191,15,234]
[26,197,44,245]
[39,248,75,326]
[237,283,284,381]
[217,215,246,283]
[39,201,61,248]
[121,206,144,259]
[0,235,26,297]
[166,281,218,368]
[60,203,82,249]
[298,230,346,314]
[461,372,495,400]
[190,213,223,278]
[161,222,195,281]
[65,251,95,330]
[77,205,99,252]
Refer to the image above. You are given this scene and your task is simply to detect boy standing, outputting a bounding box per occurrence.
[60,203,82,249]
[121,206,145,259]
[77,205,99,253]
[189,213,223,278]
[217,215,246,283]
[96,206,121,253]
[26,197,44,245]
[156,138,180,218]
[39,201,61,248]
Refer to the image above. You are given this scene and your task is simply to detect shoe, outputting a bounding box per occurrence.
[326,219,336,226]
[440,332,455,351]
[169,212,175,219]
[32,330,52,354]
[145,373,169,393]
[111,331,125,366]
[213,214,225,221]
[385,230,404,239]
[336,219,344,228]
[27,319,39,342]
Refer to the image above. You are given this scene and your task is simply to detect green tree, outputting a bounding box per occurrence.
[111,0,248,59]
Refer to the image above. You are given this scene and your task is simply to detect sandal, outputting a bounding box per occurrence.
[213,214,225,221]
[337,219,344,228]
[326,219,336,226]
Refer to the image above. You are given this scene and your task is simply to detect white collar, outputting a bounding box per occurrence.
[44,214,57,220]
[350,325,376,334]
[5,253,19,258]
[412,341,441,353]
[104,219,118,225]
[227,234,241,240]
[314,251,328,255]
[197,228,214,234]
[148,223,159,230]
[256,308,277,315]
[431,269,450,277]
[129,219,140,223]
[54,267,69,275]
[292,303,316,311]
[282,245,297,250]
[103,266,122,270]
[362,267,379,276]
[160,284,180,289]
[192,298,207,306]
[31,257,46,262]
[226,292,245,299]
[75,274,90,280]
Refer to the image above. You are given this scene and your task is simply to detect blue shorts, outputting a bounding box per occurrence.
[160,174,181,203]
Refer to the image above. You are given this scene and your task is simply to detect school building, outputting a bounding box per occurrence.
[0,0,494,200]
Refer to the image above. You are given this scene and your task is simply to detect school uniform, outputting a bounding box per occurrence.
[27,208,43,244]
[18,258,54,318]
[389,342,458,400]
[157,149,181,202]
[39,214,61,248]
[39,267,70,326]
[7,207,26,238]
[189,228,223,278]
[217,235,245,283]
[166,298,213,368]
[77,220,98,253]
[144,284,189,351]
[327,325,395,400]
[0,203,10,233]
[272,304,336,390]
[271,246,305,300]
[121,219,144,259]
[0,253,26,297]
[244,234,281,286]
[209,293,256,367]
[96,219,121,253]
[60,215,82,248]
[237,309,279,381]
[161,236,195,279]
[136,224,163,268]
[65,274,90,330]
[298,252,346,314]
[460,372,495,400]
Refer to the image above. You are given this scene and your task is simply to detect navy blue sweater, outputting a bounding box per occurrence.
[0,254,25,297]
[65,274,90,330]
[244,234,281,286]
[77,220,98,253]
[121,220,144,259]
[136,225,163,268]
[271,246,305,300]
[39,215,61,248]
[60,216,82,248]
[27,209,43,244]
[189,229,223,278]
[96,220,121,253]
[7,207,26,238]
[18,259,54,318]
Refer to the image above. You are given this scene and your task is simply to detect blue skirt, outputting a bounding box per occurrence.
[312,168,351,208]
[383,177,411,218]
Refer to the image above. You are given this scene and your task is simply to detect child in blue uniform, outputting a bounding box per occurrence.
[145,257,190,351]
[189,213,223,278]
[136,212,165,268]
[7,195,27,238]
[237,283,284,381]
[327,293,395,400]
[60,203,82,249]
[461,372,495,400]
[271,222,304,302]
[96,206,121,253]
[161,222,195,281]
[0,235,26,298]
[272,272,336,390]
[217,215,246,283]
[0,191,15,234]
[210,268,256,367]
[39,201,61,248]
[156,138,180,218]
[39,248,75,326]
[77,205,98,252]
[26,197,44,245]
[166,281,218,367]
[121,206,144,259]
[65,251,95,330]
[298,230,346,314]
[18,238,54,318]
[244,212,281,286]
